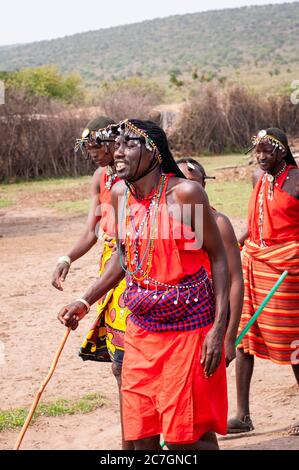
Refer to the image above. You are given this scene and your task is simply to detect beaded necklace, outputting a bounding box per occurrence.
[105,165,118,190]
[258,161,287,247]
[118,174,166,280]
[120,174,212,305]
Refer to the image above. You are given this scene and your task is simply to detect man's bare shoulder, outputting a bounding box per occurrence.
[288,166,299,178]
[214,211,231,227]
[252,167,264,188]
[214,211,237,242]
[93,166,103,176]
[111,180,126,198]
[288,167,299,197]
[168,176,207,203]
[91,167,103,194]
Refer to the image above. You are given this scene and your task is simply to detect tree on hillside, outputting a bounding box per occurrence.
[2,66,85,104]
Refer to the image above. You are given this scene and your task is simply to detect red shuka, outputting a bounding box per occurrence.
[248,165,299,246]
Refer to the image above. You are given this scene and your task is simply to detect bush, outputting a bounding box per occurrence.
[170,84,299,154]
[96,77,165,121]
[0,88,92,182]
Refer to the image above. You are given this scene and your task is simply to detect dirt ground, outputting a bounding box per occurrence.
[0,188,298,451]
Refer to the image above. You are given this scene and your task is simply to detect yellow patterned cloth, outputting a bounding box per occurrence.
[79,239,130,364]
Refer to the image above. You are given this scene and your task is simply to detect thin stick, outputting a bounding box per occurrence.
[235,270,288,346]
[13,327,71,450]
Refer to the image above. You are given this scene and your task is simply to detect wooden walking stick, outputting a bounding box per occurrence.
[13,327,71,450]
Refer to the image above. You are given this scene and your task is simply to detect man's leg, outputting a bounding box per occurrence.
[288,364,299,435]
[291,364,299,385]
[133,435,162,450]
[235,348,254,419]
[111,361,135,450]
[227,348,254,432]
[166,432,219,450]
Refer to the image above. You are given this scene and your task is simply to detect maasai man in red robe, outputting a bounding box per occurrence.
[52,116,133,450]
[228,128,299,436]
[177,157,244,368]
[58,119,229,450]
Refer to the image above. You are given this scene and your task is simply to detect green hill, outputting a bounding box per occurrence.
[0,2,298,89]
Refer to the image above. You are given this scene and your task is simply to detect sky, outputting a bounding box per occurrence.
[0,0,294,46]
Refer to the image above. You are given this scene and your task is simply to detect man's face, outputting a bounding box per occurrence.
[178,163,205,188]
[114,133,153,180]
[88,141,114,167]
[255,142,285,172]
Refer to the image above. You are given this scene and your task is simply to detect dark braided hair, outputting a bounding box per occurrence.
[128,119,186,179]
[85,115,116,131]
[265,128,297,166]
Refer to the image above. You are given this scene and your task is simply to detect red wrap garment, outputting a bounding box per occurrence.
[248,165,299,246]
[121,174,228,443]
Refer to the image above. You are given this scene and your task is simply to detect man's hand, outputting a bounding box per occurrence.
[57,301,88,330]
[103,234,116,249]
[52,263,70,291]
[201,327,224,377]
[224,337,236,367]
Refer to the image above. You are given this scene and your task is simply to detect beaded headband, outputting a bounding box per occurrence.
[74,126,115,153]
[118,119,163,164]
[245,129,286,155]
[252,129,286,150]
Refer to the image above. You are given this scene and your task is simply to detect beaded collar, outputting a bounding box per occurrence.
[105,165,117,190]
[258,160,288,247]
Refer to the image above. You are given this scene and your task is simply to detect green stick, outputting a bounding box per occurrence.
[235,270,288,346]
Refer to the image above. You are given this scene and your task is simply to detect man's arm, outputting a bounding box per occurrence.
[238,167,262,246]
[57,251,125,329]
[57,181,126,329]
[52,168,102,290]
[216,213,244,366]
[287,167,299,199]
[174,181,229,377]
[295,171,299,199]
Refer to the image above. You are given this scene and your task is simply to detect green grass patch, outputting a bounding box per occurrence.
[193,154,247,173]
[47,199,90,215]
[0,198,13,209]
[0,393,106,432]
[206,180,251,219]
[0,176,90,198]
[0,161,250,219]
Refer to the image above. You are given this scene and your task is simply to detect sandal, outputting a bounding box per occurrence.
[288,423,299,436]
[227,415,254,434]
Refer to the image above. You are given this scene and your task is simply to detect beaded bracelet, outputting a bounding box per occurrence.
[76,298,90,313]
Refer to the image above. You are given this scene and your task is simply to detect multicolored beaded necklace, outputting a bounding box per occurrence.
[118,173,211,304]
[118,174,166,281]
